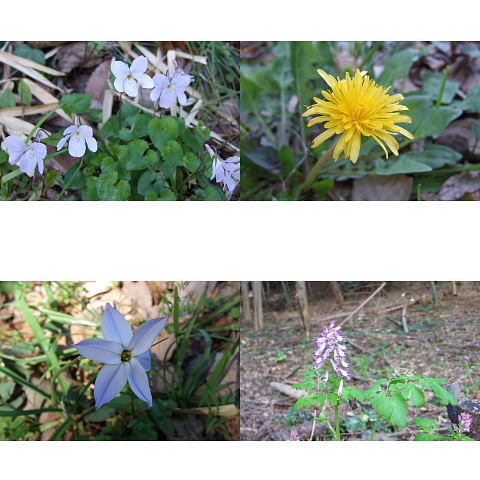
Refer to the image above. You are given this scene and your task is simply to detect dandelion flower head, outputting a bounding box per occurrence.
[303,69,414,164]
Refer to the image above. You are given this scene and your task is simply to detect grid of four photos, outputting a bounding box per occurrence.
[0,40,479,448]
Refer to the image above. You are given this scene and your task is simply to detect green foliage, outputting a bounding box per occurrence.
[59,106,217,201]
[60,94,92,115]
[14,44,46,64]
[292,365,465,440]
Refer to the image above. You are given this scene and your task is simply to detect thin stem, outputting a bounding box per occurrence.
[436,66,449,108]
[370,417,380,440]
[56,158,83,201]
[309,410,317,441]
[303,141,336,190]
[334,402,341,441]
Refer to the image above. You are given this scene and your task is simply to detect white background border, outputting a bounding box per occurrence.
[1,0,479,476]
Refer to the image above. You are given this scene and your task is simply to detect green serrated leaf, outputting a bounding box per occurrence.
[405,384,425,408]
[414,417,437,433]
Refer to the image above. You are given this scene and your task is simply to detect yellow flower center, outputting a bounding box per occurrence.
[121,350,132,362]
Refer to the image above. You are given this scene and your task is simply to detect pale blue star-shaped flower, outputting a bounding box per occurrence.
[3,135,47,176]
[150,69,194,109]
[57,124,97,158]
[111,55,154,98]
[206,144,240,194]
[74,303,168,409]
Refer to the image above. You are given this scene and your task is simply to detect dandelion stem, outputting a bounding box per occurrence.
[303,141,336,190]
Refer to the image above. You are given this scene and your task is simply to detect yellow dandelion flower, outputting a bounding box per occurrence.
[303,69,414,164]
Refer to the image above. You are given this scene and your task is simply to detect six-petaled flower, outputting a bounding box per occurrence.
[3,135,47,177]
[74,303,168,409]
[111,55,154,98]
[150,68,194,109]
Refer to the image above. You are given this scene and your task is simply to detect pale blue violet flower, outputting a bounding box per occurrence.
[57,124,97,158]
[205,144,240,194]
[150,68,194,108]
[74,303,168,408]
[3,133,47,176]
[111,55,154,98]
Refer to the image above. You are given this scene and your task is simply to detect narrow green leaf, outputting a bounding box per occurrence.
[0,365,51,400]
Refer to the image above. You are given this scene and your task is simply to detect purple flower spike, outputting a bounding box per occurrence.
[312,321,351,381]
[289,430,302,441]
[74,303,168,409]
[459,413,473,433]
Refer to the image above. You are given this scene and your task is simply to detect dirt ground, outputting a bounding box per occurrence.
[240,281,480,440]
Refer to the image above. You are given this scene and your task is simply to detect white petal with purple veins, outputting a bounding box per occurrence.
[130,56,148,75]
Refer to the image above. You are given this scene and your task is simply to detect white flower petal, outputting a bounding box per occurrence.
[64,125,78,136]
[176,89,187,105]
[68,132,86,157]
[134,73,154,89]
[172,71,192,89]
[153,73,169,90]
[4,136,26,165]
[150,87,161,102]
[111,60,129,78]
[114,77,125,93]
[85,135,97,153]
[130,55,148,75]
[56,134,70,151]
[123,76,139,97]
[159,87,176,109]
[205,144,215,158]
